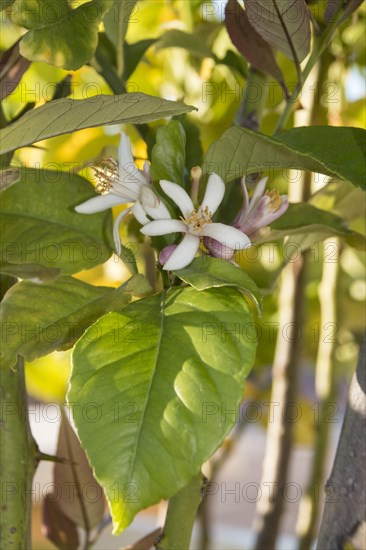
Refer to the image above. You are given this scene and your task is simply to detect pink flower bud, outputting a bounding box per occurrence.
[202,237,235,260]
[159,245,178,266]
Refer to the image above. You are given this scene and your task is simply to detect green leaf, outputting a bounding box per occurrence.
[225,0,285,88]
[0,168,113,277]
[123,39,157,81]
[310,179,366,222]
[177,114,204,171]
[218,50,248,80]
[156,29,215,59]
[203,126,366,190]
[12,0,113,70]
[267,203,366,251]
[151,120,186,185]
[0,94,197,156]
[174,256,262,314]
[0,167,20,191]
[245,0,311,63]
[68,287,257,533]
[0,262,61,280]
[94,33,124,95]
[0,274,134,371]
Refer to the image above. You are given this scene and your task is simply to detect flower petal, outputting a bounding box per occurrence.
[140,185,159,209]
[241,176,250,212]
[202,223,251,250]
[144,199,171,220]
[113,208,131,256]
[201,173,225,215]
[143,160,151,180]
[248,177,268,212]
[239,194,289,235]
[117,166,146,198]
[75,193,126,214]
[118,132,134,167]
[233,177,250,226]
[132,201,150,225]
[163,234,200,271]
[160,180,194,218]
[140,219,186,236]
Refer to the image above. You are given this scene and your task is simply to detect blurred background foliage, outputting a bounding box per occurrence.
[1,0,365,547]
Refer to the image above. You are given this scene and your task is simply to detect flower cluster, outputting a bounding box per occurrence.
[76,133,289,271]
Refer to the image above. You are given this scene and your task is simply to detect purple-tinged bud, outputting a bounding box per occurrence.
[234,176,289,239]
[202,237,235,260]
[159,245,178,266]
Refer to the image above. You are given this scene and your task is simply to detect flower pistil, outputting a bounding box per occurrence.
[182,206,213,233]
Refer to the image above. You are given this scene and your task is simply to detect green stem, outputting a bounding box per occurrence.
[0,358,38,549]
[156,473,203,550]
[117,28,125,81]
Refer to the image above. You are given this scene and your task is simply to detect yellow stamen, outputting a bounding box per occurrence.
[182,206,212,234]
[93,158,119,195]
[265,189,283,212]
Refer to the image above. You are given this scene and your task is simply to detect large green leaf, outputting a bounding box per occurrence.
[12,0,113,70]
[68,286,256,533]
[0,274,148,371]
[203,126,366,189]
[174,256,262,314]
[245,0,311,63]
[150,120,186,186]
[0,169,113,277]
[0,94,197,156]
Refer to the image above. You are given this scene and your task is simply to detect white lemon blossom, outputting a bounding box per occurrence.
[75,132,169,255]
[141,174,251,271]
